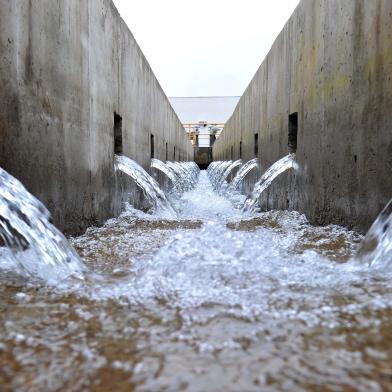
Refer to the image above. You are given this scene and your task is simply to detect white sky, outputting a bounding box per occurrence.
[112,0,300,97]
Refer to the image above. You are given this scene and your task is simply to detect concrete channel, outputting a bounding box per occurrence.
[1,0,392,391]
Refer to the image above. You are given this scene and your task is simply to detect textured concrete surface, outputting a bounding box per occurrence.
[213,0,392,232]
[0,0,193,234]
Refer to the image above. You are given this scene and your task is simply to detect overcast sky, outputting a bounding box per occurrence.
[112,0,299,97]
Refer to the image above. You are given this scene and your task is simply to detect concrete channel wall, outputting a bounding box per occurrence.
[213,0,392,232]
[0,0,193,234]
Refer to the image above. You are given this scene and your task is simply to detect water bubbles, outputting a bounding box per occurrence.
[115,155,177,216]
[229,158,258,191]
[206,156,296,213]
[1,159,392,390]
[242,154,297,213]
[0,167,85,282]
[152,159,200,195]
[355,199,392,268]
[213,160,242,191]
[15,292,31,302]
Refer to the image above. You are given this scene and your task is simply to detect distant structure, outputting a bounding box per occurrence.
[169,96,240,147]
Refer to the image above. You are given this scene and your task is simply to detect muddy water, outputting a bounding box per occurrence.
[1,172,392,391]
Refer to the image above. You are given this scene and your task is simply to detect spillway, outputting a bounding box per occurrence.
[2,0,392,390]
[1,164,392,391]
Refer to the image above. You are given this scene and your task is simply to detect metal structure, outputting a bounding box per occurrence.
[183,121,225,147]
[169,96,240,148]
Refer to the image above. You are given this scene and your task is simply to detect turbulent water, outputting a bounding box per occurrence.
[214,159,242,191]
[0,167,85,282]
[115,155,177,216]
[355,199,392,268]
[165,161,199,192]
[243,154,297,213]
[151,158,178,186]
[2,165,392,391]
[229,158,258,191]
[208,160,233,188]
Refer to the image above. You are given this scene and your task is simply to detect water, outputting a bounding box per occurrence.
[356,198,392,268]
[2,165,392,390]
[0,167,85,282]
[151,158,179,188]
[165,161,199,192]
[214,159,242,191]
[151,159,199,196]
[243,154,297,213]
[115,155,177,216]
[179,161,200,190]
[229,158,258,191]
[209,161,233,188]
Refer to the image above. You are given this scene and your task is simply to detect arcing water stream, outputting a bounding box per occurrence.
[0,167,85,282]
[229,158,258,191]
[242,154,297,213]
[1,158,392,391]
[115,155,177,216]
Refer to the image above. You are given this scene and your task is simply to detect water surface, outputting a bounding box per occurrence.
[1,172,392,391]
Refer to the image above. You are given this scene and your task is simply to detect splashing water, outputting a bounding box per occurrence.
[242,154,297,213]
[207,159,259,209]
[206,161,220,175]
[229,158,258,191]
[165,161,199,192]
[0,167,85,282]
[43,172,392,390]
[209,161,233,188]
[355,199,392,267]
[214,159,242,191]
[115,155,176,216]
[3,157,392,391]
[179,161,200,189]
[151,159,178,186]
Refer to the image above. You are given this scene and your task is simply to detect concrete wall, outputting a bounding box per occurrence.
[0,0,193,234]
[213,0,392,232]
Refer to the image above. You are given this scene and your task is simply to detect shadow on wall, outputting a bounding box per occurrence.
[194,147,213,170]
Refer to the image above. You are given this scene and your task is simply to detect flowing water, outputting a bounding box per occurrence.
[243,154,297,213]
[2,163,392,391]
[115,155,177,216]
[0,167,85,282]
[165,162,198,193]
[151,159,179,188]
[209,161,233,189]
[214,160,242,191]
[356,199,392,268]
[229,158,258,191]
